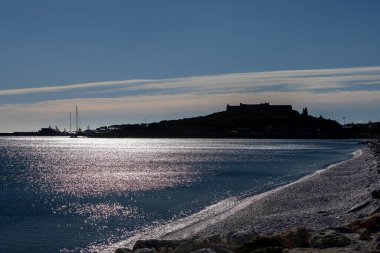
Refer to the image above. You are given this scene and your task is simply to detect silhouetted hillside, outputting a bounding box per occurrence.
[92,103,344,138]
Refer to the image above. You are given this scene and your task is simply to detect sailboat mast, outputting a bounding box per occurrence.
[70,112,72,133]
[76,105,79,133]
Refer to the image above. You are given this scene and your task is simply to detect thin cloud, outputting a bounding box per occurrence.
[1,66,380,132]
[1,66,380,98]
[0,79,150,96]
[1,90,379,116]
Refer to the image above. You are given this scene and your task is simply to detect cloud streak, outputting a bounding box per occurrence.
[0,79,150,96]
[1,66,380,98]
[1,66,379,132]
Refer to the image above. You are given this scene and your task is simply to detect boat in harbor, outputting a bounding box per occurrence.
[70,105,81,138]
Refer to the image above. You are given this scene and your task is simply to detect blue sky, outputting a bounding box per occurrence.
[0,0,380,132]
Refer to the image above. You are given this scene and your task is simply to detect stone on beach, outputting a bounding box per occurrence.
[204,234,223,244]
[347,199,372,213]
[235,236,286,253]
[115,248,133,253]
[134,248,157,253]
[226,230,258,248]
[371,189,380,199]
[369,236,380,251]
[133,240,181,251]
[190,248,216,253]
[275,227,311,248]
[347,213,380,233]
[310,230,351,249]
[174,240,232,253]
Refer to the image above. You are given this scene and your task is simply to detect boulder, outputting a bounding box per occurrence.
[134,248,156,253]
[115,248,133,253]
[347,200,371,213]
[203,234,222,244]
[356,228,372,241]
[249,247,284,253]
[174,242,200,253]
[369,236,380,251]
[226,230,258,248]
[207,244,233,253]
[310,230,351,249]
[190,248,216,253]
[370,207,380,215]
[133,240,181,251]
[347,213,380,233]
[325,227,354,234]
[275,227,311,248]
[371,189,380,199]
[157,246,176,253]
[285,249,352,252]
[235,236,286,253]
[175,241,232,253]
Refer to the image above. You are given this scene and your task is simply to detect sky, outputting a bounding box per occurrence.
[0,0,380,132]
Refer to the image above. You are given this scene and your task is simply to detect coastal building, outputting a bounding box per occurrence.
[38,125,62,136]
[226,102,296,115]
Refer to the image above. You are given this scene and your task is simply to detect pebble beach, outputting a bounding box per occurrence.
[115,140,380,253]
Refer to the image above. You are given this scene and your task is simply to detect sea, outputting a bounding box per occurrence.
[0,137,361,253]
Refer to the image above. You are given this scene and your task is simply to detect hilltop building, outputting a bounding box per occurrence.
[226,102,296,116]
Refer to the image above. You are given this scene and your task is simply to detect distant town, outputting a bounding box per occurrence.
[1,103,379,138]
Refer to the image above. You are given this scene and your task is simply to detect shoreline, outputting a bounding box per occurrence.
[111,143,379,252]
[160,148,374,239]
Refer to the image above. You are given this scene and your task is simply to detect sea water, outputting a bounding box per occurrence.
[0,137,360,253]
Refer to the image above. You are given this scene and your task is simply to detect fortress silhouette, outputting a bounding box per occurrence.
[226,102,294,115]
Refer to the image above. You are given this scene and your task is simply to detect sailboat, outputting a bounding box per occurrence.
[70,105,80,138]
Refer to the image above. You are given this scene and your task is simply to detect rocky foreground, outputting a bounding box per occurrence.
[115,140,380,253]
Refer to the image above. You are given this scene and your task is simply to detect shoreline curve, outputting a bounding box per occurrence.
[105,147,373,252]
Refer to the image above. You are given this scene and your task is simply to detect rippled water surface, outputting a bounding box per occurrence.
[0,138,360,252]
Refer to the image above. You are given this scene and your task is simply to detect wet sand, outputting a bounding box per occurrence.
[161,147,380,239]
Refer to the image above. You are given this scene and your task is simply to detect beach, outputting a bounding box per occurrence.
[164,147,378,238]
[116,140,380,252]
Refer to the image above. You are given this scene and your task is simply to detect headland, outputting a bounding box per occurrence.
[2,103,378,139]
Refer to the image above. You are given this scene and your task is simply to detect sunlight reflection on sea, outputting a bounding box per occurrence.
[0,137,360,253]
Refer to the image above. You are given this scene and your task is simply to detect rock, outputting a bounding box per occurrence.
[174,242,199,253]
[370,207,380,215]
[310,230,351,249]
[275,227,311,248]
[371,189,380,199]
[190,248,216,253]
[156,247,173,253]
[285,249,354,252]
[356,228,372,241]
[115,248,133,253]
[347,213,380,233]
[250,247,284,253]
[134,248,156,253]
[325,227,354,234]
[175,241,232,253]
[369,236,380,251]
[347,200,371,213]
[207,244,233,253]
[235,236,286,253]
[133,240,181,251]
[203,234,222,244]
[226,230,258,248]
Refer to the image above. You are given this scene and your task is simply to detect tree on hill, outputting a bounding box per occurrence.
[301,107,308,118]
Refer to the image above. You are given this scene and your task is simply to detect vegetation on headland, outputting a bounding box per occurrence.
[93,103,344,138]
[1,103,379,138]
